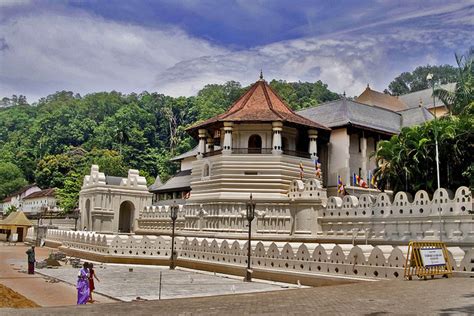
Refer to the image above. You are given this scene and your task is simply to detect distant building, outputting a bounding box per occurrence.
[0,184,42,215]
[22,188,60,215]
[398,83,455,118]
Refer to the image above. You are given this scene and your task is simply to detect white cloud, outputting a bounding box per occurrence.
[0,4,472,102]
[0,11,227,100]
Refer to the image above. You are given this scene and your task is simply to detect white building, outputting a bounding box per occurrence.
[22,188,60,215]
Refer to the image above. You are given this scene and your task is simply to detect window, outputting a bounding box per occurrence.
[203,163,210,177]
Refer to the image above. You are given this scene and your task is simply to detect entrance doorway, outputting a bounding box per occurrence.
[118,201,135,233]
[248,134,262,153]
[17,227,24,242]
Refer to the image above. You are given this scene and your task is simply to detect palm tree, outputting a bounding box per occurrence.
[114,125,130,156]
[434,49,473,116]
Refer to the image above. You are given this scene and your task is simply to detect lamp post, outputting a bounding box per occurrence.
[36,205,47,246]
[244,193,256,282]
[72,207,80,231]
[169,201,179,270]
[426,73,442,241]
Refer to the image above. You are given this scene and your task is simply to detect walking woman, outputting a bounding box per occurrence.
[77,262,90,305]
[88,263,100,303]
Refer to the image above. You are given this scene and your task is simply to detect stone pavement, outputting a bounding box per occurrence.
[0,243,115,307]
[4,277,474,315]
[35,263,298,301]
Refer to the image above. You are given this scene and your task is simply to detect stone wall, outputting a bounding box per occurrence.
[44,229,474,282]
[322,187,473,242]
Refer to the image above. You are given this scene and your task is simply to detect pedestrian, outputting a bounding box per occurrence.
[88,263,100,303]
[25,246,36,274]
[83,226,87,231]
[77,262,90,304]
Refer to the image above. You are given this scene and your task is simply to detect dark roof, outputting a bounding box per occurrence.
[398,83,455,109]
[298,98,402,134]
[105,176,124,186]
[23,188,56,200]
[356,85,407,111]
[188,79,330,134]
[399,106,434,127]
[149,169,192,193]
[170,146,199,161]
[148,175,163,191]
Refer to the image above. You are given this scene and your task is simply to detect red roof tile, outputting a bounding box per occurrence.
[188,79,330,133]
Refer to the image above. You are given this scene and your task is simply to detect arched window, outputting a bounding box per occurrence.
[248,134,262,154]
[203,163,210,177]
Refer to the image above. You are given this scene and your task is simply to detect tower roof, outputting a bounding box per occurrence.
[356,85,407,112]
[188,79,330,135]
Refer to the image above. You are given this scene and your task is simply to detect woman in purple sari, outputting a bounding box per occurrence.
[77,262,90,304]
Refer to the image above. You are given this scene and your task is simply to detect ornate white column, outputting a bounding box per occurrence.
[361,136,367,181]
[222,122,233,155]
[308,129,318,160]
[272,121,283,155]
[197,129,207,158]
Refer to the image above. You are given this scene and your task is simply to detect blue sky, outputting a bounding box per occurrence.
[0,0,472,101]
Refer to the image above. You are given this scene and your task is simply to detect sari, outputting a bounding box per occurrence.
[77,268,90,304]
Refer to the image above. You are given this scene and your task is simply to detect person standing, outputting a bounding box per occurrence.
[88,263,100,303]
[77,262,90,304]
[25,246,35,274]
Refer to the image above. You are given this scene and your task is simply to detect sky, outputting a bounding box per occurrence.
[0,0,473,102]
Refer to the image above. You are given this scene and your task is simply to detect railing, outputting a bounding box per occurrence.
[232,148,273,154]
[203,149,223,158]
[201,148,311,158]
[283,150,311,159]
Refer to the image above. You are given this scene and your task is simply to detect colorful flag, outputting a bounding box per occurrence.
[314,159,321,178]
[337,175,345,194]
[299,161,304,180]
[353,173,357,186]
[368,170,372,188]
[371,174,377,187]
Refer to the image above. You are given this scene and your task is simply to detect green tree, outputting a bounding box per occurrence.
[388,65,458,95]
[0,162,28,199]
[434,49,474,116]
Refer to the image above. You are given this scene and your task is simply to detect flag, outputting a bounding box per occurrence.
[368,170,372,188]
[353,173,357,186]
[371,174,377,187]
[337,175,345,194]
[299,161,304,180]
[357,175,368,188]
[314,159,321,178]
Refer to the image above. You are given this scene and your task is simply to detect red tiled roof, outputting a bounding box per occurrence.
[23,188,56,200]
[188,79,330,133]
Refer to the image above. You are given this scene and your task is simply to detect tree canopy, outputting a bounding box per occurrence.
[387,64,458,96]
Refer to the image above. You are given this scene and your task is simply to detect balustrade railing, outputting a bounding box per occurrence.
[201,148,311,158]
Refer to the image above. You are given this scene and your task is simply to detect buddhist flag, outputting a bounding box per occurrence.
[299,161,304,180]
[337,175,345,194]
[356,175,368,188]
[353,173,357,186]
[314,159,321,178]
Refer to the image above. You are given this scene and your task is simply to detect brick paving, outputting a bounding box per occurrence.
[4,278,474,315]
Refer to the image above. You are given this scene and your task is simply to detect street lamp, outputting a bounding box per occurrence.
[426,73,442,241]
[244,193,256,282]
[169,201,179,270]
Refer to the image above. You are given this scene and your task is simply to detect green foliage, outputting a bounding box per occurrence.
[269,80,339,110]
[373,115,474,193]
[56,171,83,213]
[388,65,458,95]
[0,162,28,199]
[5,205,18,216]
[434,49,474,116]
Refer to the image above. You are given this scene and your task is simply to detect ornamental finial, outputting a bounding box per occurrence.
[259,70,263,80]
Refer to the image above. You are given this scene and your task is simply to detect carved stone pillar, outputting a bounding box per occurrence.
[308,129,318,160]
[361,136,367,181]
[272,121,283,155]
[197,129,207,158]
[222,122,233,155]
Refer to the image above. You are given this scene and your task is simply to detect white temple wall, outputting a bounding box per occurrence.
[44,229,474,280]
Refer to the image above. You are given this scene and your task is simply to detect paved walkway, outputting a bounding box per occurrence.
[4,277,474,315]
[35,263,297,301]
[0,243,115,307]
